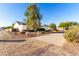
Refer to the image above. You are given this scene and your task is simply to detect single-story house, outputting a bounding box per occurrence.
[13,21,27,32]
[0,27,4,31]
[41,25,51,31]
[3,26,12,32]
[57,27,68,31]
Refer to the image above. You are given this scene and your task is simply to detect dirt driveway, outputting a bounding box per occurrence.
[0,31,65,47]
[0,31,68,56]
[29,33,65,46]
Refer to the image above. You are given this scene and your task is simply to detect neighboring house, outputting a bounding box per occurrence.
[57,27,68,31]
[41,25,50,30]
[0,27,4,31]
[3,27,12,32]
[13,21,27,32]
[57,27,64,31]
[5,28,12,32]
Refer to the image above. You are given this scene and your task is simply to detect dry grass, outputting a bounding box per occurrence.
[63,42,79,56]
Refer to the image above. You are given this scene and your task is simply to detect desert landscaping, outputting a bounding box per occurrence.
[0,30,68,56]
[0,30,78,56]
[1,3,79,56]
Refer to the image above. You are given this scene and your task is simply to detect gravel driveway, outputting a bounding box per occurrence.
[30,33,65,46]
[0,31,67,55]
[0,31,65,46]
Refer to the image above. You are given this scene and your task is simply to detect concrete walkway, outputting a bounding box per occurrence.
[30,33,65,46]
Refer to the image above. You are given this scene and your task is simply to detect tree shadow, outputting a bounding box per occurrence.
[0,39,25,42]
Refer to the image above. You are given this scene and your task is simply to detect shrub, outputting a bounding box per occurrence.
[26,30,35,32]
[64,26,79,43]
[36,28,45,32]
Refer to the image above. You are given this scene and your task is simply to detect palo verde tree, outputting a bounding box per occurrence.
[24,4,42,31]
[48,23,56,29]
[58,22,78,30]
[58,22,78,28]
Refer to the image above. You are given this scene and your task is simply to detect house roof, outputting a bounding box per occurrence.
[15,21,26,25]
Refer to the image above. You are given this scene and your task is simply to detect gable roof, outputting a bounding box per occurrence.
[15,21,26,25]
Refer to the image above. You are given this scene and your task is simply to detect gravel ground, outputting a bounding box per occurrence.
[29,33,65,46]
[0,30,78,56]
[0,39,69,56]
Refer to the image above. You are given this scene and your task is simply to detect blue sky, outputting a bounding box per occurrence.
[0,3,79,27]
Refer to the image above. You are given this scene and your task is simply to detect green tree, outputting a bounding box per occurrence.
[58,22,67,28]
[12,23,15,28]
[58,22,78,29]
[4,26,12,29]
[24,4,42,31]
[48,23,56,29]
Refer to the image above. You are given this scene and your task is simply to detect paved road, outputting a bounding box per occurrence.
[30,33,65,46]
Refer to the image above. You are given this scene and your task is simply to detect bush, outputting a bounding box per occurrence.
[64,26,79,43]
[26,30,35,32]
[36,28,45,32]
